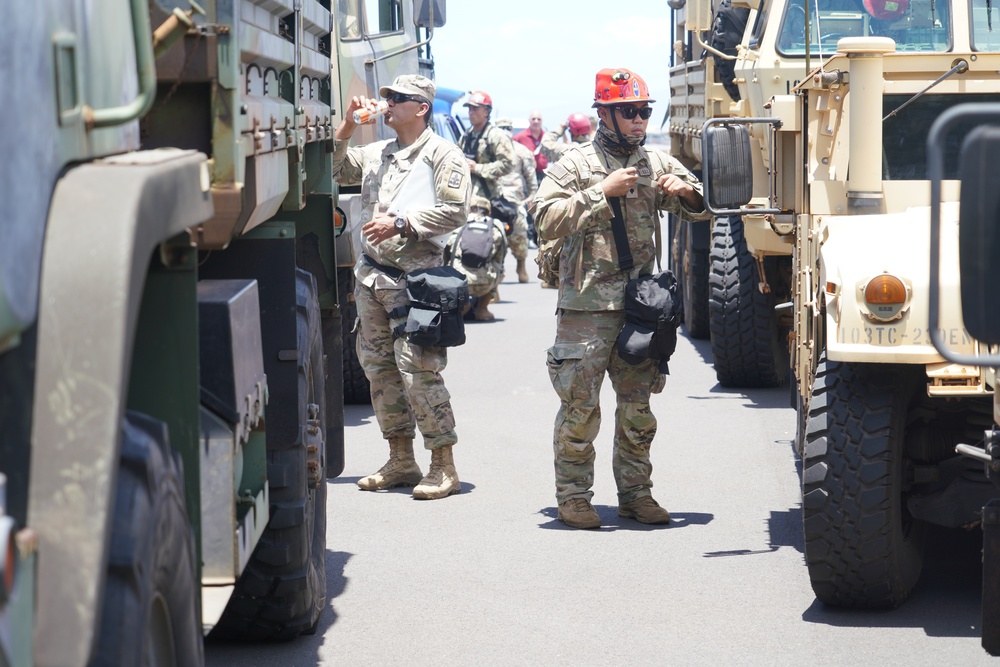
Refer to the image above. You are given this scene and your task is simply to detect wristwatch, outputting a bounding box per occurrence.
[394,216,408,238]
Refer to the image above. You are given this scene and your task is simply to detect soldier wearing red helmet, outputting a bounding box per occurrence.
[530,67,709,530]
[539,112,592,164]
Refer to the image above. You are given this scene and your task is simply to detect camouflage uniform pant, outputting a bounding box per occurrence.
[546,309,663,504]
[507,204,529,261]
[355,281,457,449]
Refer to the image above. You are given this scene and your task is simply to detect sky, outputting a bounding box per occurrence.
[428,0,674,133]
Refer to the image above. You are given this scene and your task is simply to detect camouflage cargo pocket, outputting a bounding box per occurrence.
[546,341,590,403]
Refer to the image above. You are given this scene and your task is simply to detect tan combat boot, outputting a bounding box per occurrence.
[472,292,495,321]
[412,445,460,499]
[618,496,671,525]
[357,437,423,491]
[557,498,601,529]
[516,257,530,283]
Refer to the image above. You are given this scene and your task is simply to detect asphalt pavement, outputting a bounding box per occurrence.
[207,249,994,666]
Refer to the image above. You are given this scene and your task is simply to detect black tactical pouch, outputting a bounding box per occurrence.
[400,266,469,347]
[616,271,681,374]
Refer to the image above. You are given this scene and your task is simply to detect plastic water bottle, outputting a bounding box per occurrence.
[352,102,389,124]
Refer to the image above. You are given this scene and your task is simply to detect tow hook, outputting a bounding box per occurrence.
[956,429,1000,481]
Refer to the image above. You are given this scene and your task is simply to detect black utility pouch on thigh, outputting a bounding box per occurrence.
[617,271,681,373]
[400,266,469,347]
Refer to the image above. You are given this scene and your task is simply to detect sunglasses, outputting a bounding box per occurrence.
[615,106,653,120]
[386,92,425,105]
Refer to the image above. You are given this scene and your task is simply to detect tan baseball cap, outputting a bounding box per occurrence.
[495,117,514,130]
[379,74,435,103]
[471,196,492,212]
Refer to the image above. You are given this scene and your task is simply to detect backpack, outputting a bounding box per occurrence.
[535,237,563,286]
[455,219,496,269]
[397,266,469,347]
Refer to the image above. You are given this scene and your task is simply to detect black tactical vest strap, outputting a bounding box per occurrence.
[608,197,634,272]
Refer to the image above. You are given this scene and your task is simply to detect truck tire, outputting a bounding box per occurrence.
[708,216,787,387]
[91,412,203,667]
[339,266,371,404]
[802,355,925,608]
[215,270,327,639]
[679,217,710,339]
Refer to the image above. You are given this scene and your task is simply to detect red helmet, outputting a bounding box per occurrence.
[863,0,908,20]
[567,113,590,137]
[464,90,493,108]
[592,68,655,107]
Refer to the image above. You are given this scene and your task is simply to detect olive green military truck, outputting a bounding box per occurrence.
[0,1,440,665]
[692,0,1000,638]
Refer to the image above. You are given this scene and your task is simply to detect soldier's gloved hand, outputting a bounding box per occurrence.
[600,167,638,198]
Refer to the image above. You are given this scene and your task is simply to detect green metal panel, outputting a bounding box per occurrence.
[126,240,203,572]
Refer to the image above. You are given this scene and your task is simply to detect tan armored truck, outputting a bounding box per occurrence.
[928,101,1000,655]
[692,0,1000,632]
[0,1,441,665]
[668,0,794,388]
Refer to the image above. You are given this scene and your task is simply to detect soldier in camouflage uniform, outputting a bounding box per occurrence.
[531,68,710,529]
[495,117,537,283]
[444,196,508,320]
[333,75,471,500]
[457,90,515,313]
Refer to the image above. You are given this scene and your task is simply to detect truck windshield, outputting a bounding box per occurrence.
[882,93,1000,180]
[972,0,1000,51]
[777,0,950,56]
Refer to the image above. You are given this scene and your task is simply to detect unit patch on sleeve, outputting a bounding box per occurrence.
[448,169,464,189]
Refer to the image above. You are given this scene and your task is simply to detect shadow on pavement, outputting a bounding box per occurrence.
[205,549,352,665]
[801,525,984,639]
[536,505,713,532]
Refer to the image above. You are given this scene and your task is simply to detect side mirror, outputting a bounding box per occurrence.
[958,124,1000,344]
[703,123,753,212]
[413,0,446,28]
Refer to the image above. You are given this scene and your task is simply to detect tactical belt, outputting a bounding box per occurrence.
[363,253,405,281]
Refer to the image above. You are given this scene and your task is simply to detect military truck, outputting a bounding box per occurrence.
[928,102,1000,655]
[334,1,446,405]
[693,0,1000,629]
[667,1,791,388]
[0,1,441,665]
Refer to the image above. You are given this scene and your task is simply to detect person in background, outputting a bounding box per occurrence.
[458,90,515,309]
[333,74,470,500]
[496,117,538,282]
[531,67,709,529]
[513,110,547,183]
[539,112,592,163]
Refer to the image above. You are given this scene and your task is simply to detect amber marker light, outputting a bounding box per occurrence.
[864,274,907,304]
[862,273,909,322]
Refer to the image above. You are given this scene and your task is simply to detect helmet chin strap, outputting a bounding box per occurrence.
[605,112,646,151]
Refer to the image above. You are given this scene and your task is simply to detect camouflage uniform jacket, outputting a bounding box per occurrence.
[539,129,580,164]
[333,127,470,288]
[532,141,709,311]
[458,123,515,200]
[498,140,537,204]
